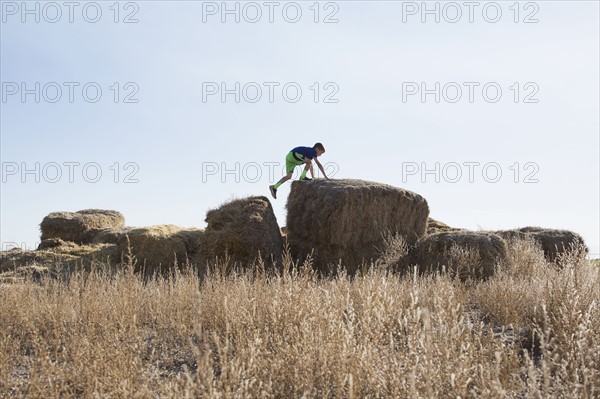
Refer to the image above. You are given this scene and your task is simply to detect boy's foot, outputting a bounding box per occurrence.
[300,177,312,181]
[269,185,277,199]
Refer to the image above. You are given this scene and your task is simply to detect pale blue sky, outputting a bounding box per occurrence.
[1,1,599,257]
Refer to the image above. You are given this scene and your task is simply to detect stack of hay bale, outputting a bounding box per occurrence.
[118,196,283,275]
[16,184,588,281]
[32,198,284,277]
[37,209,128,266]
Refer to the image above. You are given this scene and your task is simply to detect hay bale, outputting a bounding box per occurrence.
[197,196,283,266]
[1,248,79,273]
[400,231,509,279]
[40,209,125,244]
[43,241,117,260]
[426,218,463,235]
[286,179,429,274]
[495,227,587,262]
[3,240,119,283]
[38,238,68,250]
[116,225,203,275]
[37,239,119,265]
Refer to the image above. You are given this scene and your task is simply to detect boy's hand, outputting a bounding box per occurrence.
[316,160,329,180]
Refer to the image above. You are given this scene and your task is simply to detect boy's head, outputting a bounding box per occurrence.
[313,142,325,156]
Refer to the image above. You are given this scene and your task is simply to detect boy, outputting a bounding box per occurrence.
[269,143,329,199]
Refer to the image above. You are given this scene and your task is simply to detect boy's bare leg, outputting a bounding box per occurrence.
[269,172,292,199]
[275,172,292,186]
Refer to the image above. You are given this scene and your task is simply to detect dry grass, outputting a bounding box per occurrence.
[0,241,598,398]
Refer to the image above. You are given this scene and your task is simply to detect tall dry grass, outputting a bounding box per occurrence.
[0,240,598,398]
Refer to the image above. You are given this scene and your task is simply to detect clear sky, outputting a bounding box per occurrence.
[1,1,599,257]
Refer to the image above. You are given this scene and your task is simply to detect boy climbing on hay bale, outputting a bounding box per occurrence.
[269,143,329,199]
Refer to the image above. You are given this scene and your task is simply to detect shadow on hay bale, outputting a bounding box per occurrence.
[116,225,203,276]
[286,179,429,274]
[398,231,510,279]
[90,227,133,244]
[494,227,588,263]
[195,196,283,269]
[38,239,119,262]
[40,209,125,244]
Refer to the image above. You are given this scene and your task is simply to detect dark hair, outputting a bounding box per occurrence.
[313,142,325,152]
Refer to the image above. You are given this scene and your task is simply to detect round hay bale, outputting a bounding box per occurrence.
[400,231,509,279]
[286,179,429,274]
[495,227,587,262]
[40,209,125,244]
[116,225,203,275]
[196,196,283,267]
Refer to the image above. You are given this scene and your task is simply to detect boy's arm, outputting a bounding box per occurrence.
[314,158,330,179]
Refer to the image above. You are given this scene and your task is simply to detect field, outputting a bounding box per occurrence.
[1,241,598,398]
